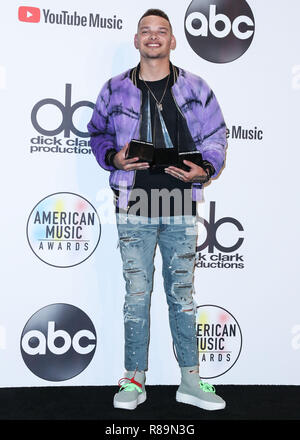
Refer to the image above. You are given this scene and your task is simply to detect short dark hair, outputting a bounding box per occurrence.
[138,9,172,32]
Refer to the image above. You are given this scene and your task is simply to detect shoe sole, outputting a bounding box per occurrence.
[113,392,147,410]
[176,391,226,411]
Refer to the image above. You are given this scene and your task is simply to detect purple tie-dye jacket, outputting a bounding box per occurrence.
[87,66,227,209]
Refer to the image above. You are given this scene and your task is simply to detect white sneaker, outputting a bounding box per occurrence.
[113,370,146,410]
[176,366,226,411]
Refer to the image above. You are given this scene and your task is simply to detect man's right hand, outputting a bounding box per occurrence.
[113,143,150,171]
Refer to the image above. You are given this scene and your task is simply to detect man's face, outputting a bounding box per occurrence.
[134,15,176,60]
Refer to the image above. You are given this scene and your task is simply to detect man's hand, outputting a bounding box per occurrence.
[113,143,150,171]
[165,160,210,183]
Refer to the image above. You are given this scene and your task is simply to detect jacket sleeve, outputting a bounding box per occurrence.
[199,81,227,178]
[87,80,117,171]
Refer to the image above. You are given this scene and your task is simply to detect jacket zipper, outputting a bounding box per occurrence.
[125,90,143,210]
[170,89,197,200]
[171,89,185,119]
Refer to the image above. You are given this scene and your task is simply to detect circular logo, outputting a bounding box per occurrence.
[196,305,242,378]
[26,192,101,268]
[20,304,97,381]
[173,304,242,378]
[184,0,255,63]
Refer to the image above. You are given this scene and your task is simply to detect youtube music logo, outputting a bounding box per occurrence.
[17,6,123,30]
[18,6,40,23]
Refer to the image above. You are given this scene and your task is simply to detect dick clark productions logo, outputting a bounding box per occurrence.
[185,0,255,63]
[21,304,97,381]
[26,192,101,268]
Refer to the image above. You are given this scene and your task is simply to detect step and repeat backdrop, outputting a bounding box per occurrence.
[0,0,299,387]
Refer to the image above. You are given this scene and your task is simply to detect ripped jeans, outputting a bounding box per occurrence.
[116,214,199,371]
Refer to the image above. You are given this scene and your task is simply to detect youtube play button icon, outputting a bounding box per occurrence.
[18,6,40,23]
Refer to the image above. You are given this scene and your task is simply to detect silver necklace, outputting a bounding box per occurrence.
[140,72,170,111]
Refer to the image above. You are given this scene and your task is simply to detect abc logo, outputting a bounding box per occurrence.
[185,0,255,63]
[21,304,97,381]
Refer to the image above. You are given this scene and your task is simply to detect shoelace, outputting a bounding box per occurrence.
[199,380,216,393]
[118,376,143,393]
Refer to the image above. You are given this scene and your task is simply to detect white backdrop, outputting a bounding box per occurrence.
[0,0,299,387]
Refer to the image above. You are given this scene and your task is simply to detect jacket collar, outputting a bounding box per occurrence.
[130,62,179,87]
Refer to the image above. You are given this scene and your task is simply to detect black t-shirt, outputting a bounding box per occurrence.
[122,71,196,218]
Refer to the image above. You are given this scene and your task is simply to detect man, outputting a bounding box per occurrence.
[88,9,227,411]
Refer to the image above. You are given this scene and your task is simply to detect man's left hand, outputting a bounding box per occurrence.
[165,160,210,183]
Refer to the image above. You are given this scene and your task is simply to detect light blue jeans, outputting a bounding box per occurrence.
[116,214,199,371]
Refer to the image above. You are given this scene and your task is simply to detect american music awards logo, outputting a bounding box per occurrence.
[26,192,101,267]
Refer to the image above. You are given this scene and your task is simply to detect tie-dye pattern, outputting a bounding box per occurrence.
[87,66,227,208]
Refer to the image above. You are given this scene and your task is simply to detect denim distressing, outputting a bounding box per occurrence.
[116,214,199,371]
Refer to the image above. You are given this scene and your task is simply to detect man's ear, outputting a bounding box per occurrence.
[171,35,177,51]
[134,33,139,49]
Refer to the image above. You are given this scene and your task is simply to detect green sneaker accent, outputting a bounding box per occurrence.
[176,366,225,411]
[119,382,143,393]
[199,380,216,393]
[113,371,146,410]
